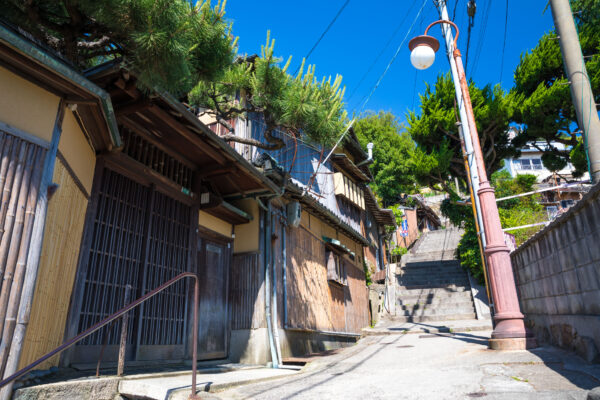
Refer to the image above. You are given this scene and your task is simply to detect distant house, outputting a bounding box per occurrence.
[502,129,591,218]
[503,128,589,183]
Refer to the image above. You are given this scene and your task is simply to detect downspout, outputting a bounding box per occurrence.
[282,215,287,328]
[270,213,282,366]
[256,197,281,368]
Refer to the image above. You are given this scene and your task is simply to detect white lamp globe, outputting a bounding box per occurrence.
[410,45,436,70]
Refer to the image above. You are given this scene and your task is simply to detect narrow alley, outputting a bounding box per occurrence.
[209,330,600,400]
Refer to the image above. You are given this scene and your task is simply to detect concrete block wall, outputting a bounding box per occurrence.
[511,182,600,362]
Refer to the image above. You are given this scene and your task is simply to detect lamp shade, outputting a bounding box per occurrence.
[410,45,436,70]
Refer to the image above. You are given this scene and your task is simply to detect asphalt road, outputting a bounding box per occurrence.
[209,330,600,400]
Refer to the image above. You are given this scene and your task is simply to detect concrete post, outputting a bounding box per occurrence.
[550,0,600,183]
[453,50,528,341]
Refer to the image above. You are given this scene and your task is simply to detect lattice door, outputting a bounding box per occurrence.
[73,167,192,363]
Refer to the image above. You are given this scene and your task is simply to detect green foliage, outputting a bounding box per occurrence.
[456,217,484,282]
[190,32,348,149]
[407,73,519,192]
[452,171,547,283]
[363,258,372,286]
[510,0,600,176]
[390,246,408,257]
[353,111,416,204]
[1,0,235,95]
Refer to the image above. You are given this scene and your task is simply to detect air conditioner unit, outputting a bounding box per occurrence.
[287,201,301,228]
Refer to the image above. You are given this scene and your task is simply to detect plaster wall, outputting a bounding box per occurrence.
[198,210,232,238]
[58,110,96,194]
[232,199,259,253]
[0,66,59,142]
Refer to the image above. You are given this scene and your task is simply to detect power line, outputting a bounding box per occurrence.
[465,0,477,74]
[499,0,509,83]
[347,1,418,102]
[452,0,460,21]
[470,0,491,76]
[355,0,430,114]
[293,0,350,75]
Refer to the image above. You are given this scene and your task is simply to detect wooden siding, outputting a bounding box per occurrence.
[344,263,369,334]
[284,210,369,334]
[229,253,264,330]
[19,157,87,369]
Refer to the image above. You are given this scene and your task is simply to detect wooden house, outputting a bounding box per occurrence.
[207,115,395,364]
[0,24,281,387]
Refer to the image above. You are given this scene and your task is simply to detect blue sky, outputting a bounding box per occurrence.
[225,1,554,125]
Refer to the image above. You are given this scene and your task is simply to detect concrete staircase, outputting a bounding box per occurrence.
[393,228,480,323]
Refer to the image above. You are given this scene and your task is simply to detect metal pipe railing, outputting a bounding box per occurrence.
[0,272,201,400]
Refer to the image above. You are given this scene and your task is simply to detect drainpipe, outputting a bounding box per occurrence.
[282,215,287,327]
[356,143,374,167]
[257,197,280,368]
[271,213,282,366]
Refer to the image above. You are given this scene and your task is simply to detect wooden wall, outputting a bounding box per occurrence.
[285,214,369,334]
[229,252,265,330]
[19,158,88,369]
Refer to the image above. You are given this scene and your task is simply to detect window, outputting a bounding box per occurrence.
[531,159,543,170]
[326,249,347,286]
[515,158,543,171]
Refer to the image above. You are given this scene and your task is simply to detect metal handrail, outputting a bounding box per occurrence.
[0,272,201,400]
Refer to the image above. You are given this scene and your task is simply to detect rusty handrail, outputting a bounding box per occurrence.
[0,272,201,400]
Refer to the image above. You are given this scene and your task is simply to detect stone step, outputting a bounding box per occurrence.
[396,286,471,297]
[398,268,466,274]
[396,274,469,286]
[397,294,473,305]
[397,284,470,291]
[403,260,461,268]
[396,267,464,274]
[397,306,475,317]
[397,300,475,310]
[390,312,477,323]
[397,280,470,289]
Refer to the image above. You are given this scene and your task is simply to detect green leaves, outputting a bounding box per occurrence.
[407,73,519,192]
[189,31,348,149]
[2,0,236,95]
[511,0,600,176]
[353,111,415,204]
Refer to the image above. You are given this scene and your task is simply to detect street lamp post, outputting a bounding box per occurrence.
[409,20,532,348]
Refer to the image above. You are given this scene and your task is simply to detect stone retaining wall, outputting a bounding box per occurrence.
[511,182,600,362]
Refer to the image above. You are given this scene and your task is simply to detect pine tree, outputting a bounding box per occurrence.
[189,32,349,150]
[1,0,235,95]
[510,0,600,177]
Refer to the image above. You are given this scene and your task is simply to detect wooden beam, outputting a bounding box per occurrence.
[145,106,226,165]
[101,152,196,207]
[119,116,197,170]
[113,78,140,100]
[114,100,153,117]
[197,163,236,179]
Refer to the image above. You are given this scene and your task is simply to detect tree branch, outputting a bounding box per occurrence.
[222,134,283,150]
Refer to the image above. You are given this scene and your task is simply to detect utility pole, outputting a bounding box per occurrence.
[409,4,529,347]
[435,0,492,309]
[550,0,600,183]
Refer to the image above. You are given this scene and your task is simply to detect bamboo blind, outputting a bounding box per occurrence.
[19,158,88,369]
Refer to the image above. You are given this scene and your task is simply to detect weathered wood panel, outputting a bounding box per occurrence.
[230,253,264,330]
[285,214,369,335]
[19,158,88,369]
[344,262,369,334]
[197,239,230,359]
[286,224,337,331]
[0,130,48,370]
